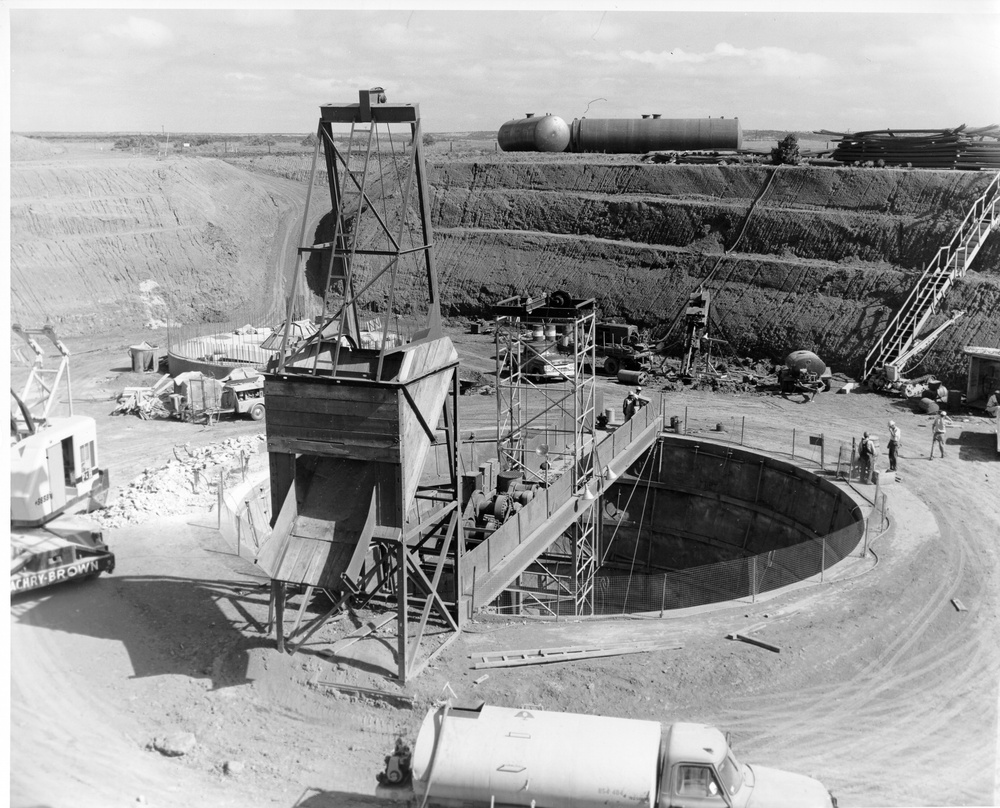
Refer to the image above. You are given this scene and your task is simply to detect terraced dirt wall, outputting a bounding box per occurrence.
[10,138,999,383]
[429,161,1000,381]
[10,147,303,333]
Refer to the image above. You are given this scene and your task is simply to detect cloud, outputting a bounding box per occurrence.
[107,17,174,49]
[225,72,266,83]
[595,42,831,79]
[230,10,297,28]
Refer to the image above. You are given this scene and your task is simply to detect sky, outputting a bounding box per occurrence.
[4,2,1000,135]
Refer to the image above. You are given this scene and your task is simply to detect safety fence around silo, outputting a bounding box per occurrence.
[166,302,286,376]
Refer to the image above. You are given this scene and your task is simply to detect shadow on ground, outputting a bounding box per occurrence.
[11,573,276,689]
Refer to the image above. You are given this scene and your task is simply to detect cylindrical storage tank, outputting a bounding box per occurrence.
[498,113,571,152]
[783,350,827,377]
[411,704,661,808]
[570,116,742,153]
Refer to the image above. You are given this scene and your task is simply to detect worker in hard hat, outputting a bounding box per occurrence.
[887,420,901,472]
[623,390,638,421]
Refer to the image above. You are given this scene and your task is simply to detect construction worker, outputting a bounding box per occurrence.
[887,421,901,472]
[986,389,999,418]
[858,431,875,484]
[623,390,638,420]
[929,411,952,459]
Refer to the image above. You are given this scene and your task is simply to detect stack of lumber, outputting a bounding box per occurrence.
[820,124,1000,169]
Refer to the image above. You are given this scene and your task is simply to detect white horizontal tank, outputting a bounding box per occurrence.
[411,704,662,808]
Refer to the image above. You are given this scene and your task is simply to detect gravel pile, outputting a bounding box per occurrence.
[97,434,267,527]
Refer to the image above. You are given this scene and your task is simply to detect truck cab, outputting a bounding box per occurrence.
[658,723,836,808]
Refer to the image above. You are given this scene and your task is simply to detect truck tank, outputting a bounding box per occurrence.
[411,703,661,808]
[570,115,742,153]
[498,113,571,152]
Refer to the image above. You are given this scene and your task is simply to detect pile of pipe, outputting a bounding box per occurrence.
[822,124,1000,169]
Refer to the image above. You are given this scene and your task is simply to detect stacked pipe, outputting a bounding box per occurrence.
[822,124,1000,169]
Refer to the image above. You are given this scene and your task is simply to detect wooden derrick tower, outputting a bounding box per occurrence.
[255,88,461,682]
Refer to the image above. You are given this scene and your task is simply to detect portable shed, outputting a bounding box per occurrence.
[129,341,159,371]
[963,346,1000,409]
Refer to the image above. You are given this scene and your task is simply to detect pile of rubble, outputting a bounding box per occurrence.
[96,435,267,528]
[111,371,227,422]
[112,375,174,418]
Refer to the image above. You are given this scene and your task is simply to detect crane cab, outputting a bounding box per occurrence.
[10,415,109,527]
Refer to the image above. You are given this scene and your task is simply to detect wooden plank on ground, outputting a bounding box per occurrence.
[727,632,781,653]
[468,641,663,661]
[471,642,683,669]
[315,680,413,705]
[320,613,397,657]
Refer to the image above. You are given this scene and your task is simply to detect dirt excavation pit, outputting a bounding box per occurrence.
[9,139,1000,808]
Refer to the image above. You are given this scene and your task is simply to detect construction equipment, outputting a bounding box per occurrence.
[10,325,114,594]
[778,350,833,398]
[379,702,837,808]
[219,372,266,420]
[866,310,966,394]
[498,318,577,383]
[594,322,654,376]
[680,288,711,376]
[254,88,464,682]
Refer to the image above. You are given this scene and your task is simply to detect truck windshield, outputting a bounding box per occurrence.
[717,753,744,796]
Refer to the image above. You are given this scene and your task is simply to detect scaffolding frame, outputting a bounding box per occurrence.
[277,87,440,377]
[492,293,599,616]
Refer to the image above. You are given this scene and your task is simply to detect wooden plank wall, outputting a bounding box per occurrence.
[265,378,403,462]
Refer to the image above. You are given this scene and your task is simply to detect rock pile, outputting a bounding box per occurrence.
[97,434,267,528]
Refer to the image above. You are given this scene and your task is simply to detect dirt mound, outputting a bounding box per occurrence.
[9,155,305,334]
[10,133,65,161]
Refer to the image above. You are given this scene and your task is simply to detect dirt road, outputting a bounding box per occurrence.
[9,331,1000,808]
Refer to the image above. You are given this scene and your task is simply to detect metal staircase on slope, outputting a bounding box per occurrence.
[863,171,1000,381]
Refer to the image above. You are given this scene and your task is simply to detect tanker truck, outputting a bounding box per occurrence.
[380,703,836,808]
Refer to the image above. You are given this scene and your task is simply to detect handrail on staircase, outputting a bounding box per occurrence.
[863,171,999,379]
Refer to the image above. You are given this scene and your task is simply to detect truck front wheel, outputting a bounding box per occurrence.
[249,403,265,421]
[604,357,620,377]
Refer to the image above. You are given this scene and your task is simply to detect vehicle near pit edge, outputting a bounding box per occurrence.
[378,703,837,808]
